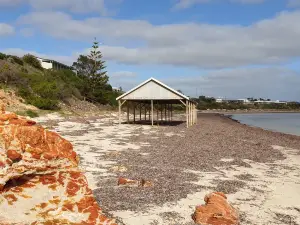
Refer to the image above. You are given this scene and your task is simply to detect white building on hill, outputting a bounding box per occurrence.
[36,57,70,70]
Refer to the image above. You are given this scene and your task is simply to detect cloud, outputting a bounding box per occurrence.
[173,0,266,10]
[0,0,22,6]
[111,71,137,78]
[0,0,120,15]
[20,28,35,37]
[160,67,300,101]
[28,0,107,15]
[19,10,300,69]
[287,0,300,7]
[0,23,15,36]
[1,48,77,65]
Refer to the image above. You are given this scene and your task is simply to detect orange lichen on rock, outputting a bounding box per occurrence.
[0,110,118,225]
[193,192,239,225]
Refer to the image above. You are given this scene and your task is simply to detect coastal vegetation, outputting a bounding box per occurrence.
[0,40,121,110]
[195,96,300,111]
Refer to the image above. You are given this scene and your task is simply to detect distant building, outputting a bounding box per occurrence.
[36,57,70,70]
[112,87,121,92]
[216,98,223,103]
[254,100,287,104]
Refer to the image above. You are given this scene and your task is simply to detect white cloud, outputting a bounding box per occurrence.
[0,23,15,36]
[1,48,77,66]
[160,67,300,101]
[18,10,300,69]
[0,0,22,6]
[173,0,266,9]
[287,0,300,7]
[28,0,107,15]
[111,71,137,78]
[20,28,34,37]
[0,0,119,15]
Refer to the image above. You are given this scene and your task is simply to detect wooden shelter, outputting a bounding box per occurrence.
[116,78,197,128]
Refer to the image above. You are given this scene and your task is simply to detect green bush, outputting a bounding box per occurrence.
[10,56,24,66]
[27,97,59,110]
[23,54,43,70]
[26,110,39,118]
[0,52,7,60]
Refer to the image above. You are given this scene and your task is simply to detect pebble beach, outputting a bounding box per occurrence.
[36,112,300,225]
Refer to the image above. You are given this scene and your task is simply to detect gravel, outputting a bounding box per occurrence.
[94,113,300,214]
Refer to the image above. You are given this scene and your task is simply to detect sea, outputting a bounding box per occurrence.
[231,113,300,136]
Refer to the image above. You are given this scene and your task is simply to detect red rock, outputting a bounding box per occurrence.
[6,150,22,161]
[193,192,239,225]
[118,177,153,187]
[0,110,117,225]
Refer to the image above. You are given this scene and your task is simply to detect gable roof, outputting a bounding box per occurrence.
[116,77,190,101]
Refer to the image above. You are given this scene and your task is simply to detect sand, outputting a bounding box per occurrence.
[35,112,300,225]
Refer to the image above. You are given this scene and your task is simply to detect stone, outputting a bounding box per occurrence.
[118,177,153,187]
[193,192,239,225]
[0,111,117,225]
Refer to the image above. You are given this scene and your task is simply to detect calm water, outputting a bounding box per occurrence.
[231,113,300,136]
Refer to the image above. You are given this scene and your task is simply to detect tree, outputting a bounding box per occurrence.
[23,54,43,70]
[72,38,109,92]
[88,38,108,91]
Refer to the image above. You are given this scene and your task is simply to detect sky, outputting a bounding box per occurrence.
[1,0,300,101]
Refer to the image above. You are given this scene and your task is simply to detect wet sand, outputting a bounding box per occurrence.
[36,112,300,225]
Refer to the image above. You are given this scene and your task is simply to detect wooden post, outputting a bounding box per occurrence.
[189,102,191,127]
[127,103,129,124]
[151,100,154,126]
[186,100,189,128]
[118,100,121,125]
[144,105,146,120]
[171,104,173,121]
[133,103,136,124]
[168,104,170,122]
[157,103,159,123]
[164,104,167,121]
[139,104,142,121]
[161,105,163,121]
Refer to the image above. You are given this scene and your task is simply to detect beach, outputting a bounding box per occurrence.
[36,112,300,225]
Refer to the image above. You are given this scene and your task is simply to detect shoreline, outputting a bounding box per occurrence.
[200,109,300,114]
[220,112,300,138]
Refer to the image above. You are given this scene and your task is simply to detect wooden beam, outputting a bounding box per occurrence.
[151,100,154,126]
[120,100,127,106]
[179,99,186,106]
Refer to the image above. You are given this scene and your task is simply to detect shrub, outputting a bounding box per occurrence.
[9,56,24,66]
[25,110,39,118]
[27,96,59,110]
[23,54,43,70]
[0,52,7,60]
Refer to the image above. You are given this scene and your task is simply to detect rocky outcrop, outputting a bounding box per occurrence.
[0,111,117,225]
[193,192,239,225]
